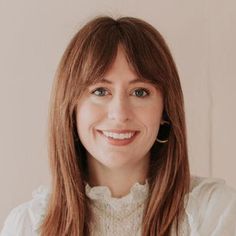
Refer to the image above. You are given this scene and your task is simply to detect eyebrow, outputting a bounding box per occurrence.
[99,77,151,84]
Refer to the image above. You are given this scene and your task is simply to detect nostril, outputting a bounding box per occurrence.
[107,107,132,122]
[107,112,130,122]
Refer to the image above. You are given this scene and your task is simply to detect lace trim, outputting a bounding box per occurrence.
[85,179,149,209]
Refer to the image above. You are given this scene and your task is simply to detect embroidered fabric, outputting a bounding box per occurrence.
[85,180,150,235]
[85,179,149,210]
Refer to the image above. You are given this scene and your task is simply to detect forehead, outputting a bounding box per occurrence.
[104,46,136,75]
[84,43,162,90]
[96,46,153,85]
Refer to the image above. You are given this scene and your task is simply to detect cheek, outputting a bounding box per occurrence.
[138,91,164,129]
[76,102,104,130]
[136,105,163,129]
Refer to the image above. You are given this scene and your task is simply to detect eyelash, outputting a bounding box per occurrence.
[90,87,150,98]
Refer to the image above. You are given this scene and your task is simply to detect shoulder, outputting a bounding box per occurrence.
[1,185,50,236]
[185,176,236,235]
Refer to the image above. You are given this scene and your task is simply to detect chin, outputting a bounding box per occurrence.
[99,157,132,169]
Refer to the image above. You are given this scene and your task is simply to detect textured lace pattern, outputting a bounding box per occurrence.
[85,179,149,236]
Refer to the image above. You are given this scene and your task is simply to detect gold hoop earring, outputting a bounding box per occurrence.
[156,120,170,144]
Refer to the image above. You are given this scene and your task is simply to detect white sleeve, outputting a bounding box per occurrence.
[1,185,49,236]
[186,177,236,236]
[0,203,35,236]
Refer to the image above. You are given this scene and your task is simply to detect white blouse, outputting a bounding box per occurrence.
[1,176,236,236]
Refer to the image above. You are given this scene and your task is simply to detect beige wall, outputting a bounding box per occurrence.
[0,0,235,228]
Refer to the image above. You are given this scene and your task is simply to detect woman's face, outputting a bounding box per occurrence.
[76,46,164,170]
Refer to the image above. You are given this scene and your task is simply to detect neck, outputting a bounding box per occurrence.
[87,155,150,198]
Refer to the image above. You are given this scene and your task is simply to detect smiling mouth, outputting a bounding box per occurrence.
[97,130,139,146]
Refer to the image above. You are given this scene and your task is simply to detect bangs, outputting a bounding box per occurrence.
[75,24,120,87]
[75,17,167,92]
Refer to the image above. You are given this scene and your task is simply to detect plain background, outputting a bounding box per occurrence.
[0,0,235,229]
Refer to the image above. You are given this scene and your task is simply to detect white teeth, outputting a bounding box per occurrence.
[102,131,135,140]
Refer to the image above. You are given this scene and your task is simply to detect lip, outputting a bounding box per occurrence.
[98,129,138,134]
[97,130,139,146]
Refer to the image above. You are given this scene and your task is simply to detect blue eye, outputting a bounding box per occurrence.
[132,88,150,97]
[91,87,109,96]
[90,87,150,98]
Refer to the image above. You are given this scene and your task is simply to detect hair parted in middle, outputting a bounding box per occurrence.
[40,16,190,236]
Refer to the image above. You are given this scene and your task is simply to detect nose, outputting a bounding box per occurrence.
[107,95,132,123]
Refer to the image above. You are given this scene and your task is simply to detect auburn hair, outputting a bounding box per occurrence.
[40,16,190,235]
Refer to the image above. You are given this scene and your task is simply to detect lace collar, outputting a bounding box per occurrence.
[85,179,150,209]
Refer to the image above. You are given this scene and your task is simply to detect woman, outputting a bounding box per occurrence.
[1,16,236,236]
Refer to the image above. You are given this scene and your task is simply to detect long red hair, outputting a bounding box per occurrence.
[40,16,190,235]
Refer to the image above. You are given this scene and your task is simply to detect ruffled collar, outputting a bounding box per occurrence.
[85,179,150,209]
